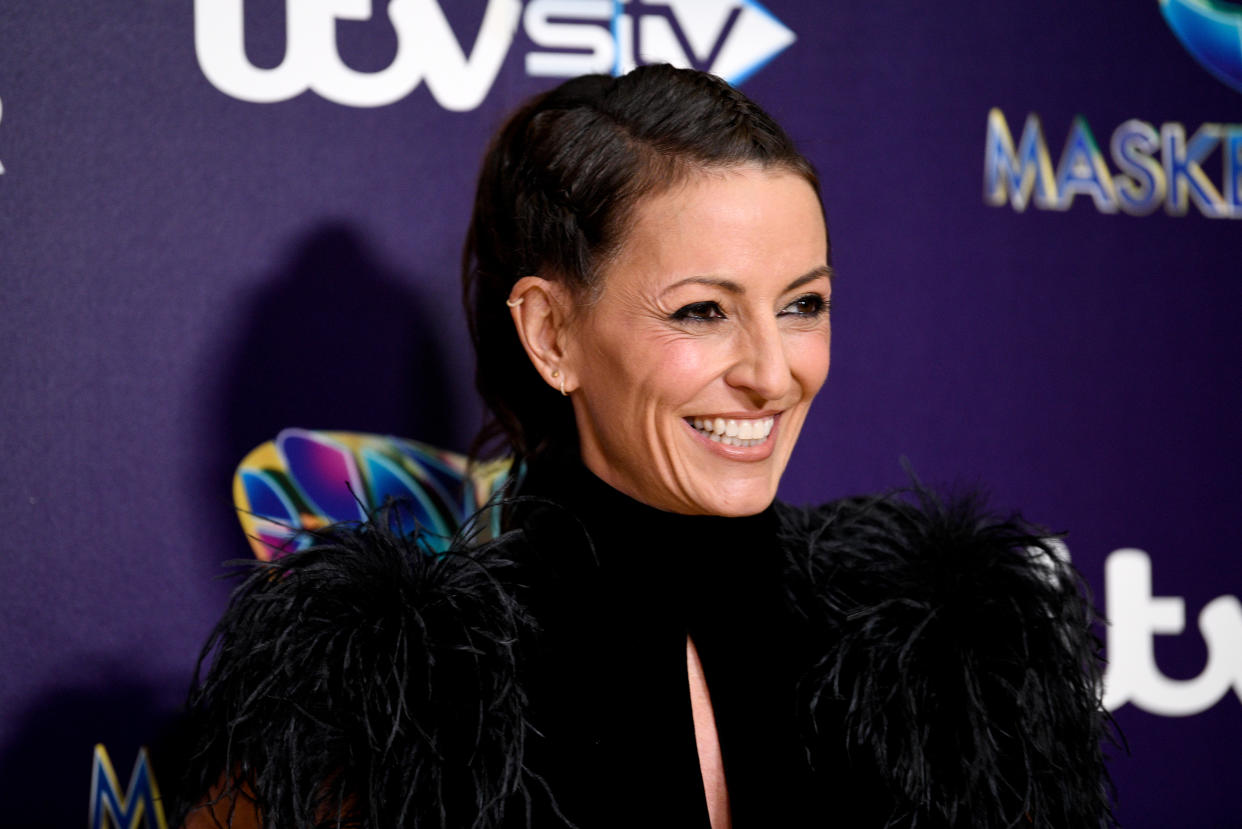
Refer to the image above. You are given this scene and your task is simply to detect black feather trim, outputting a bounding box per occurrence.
[173,501,535,829]
[780,485,1116,828]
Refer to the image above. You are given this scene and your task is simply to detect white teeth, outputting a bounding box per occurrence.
[687,415,776,447]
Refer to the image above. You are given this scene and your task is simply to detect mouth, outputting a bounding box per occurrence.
[685,415,776,448]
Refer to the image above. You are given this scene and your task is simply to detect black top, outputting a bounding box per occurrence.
[509,457,820,828]
[176,454,1113,829]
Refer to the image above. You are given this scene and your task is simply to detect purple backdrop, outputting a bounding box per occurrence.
[2,2,1239,826]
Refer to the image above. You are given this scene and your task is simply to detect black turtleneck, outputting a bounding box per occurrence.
[179,448,1112,829]
[507,456,816,828]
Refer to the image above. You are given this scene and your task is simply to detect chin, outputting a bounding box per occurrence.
[688,477,778,517]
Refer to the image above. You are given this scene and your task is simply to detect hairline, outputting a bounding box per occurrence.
[567,157,824,305]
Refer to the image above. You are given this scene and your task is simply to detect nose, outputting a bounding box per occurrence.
[724,317,793,402]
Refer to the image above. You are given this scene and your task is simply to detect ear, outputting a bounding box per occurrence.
[508,276,577,395]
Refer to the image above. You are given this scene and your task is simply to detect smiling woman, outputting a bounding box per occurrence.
[176,66,1115,829]
[509,166,831,516]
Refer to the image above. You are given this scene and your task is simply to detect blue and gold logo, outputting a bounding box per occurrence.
[89,745,168,829]
[984,110,1242,218]
[982,3,1242,217]
[1161,0,1242,94]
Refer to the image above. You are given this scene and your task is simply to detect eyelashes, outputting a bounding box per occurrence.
[669,293,831,324]
[670,301,727,322]
[779,293,830,318]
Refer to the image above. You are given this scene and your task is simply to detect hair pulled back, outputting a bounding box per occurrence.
[463,64,824,461]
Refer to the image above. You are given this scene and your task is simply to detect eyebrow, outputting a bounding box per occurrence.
[661,265,834,297]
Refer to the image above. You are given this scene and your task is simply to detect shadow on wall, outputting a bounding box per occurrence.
[194,222,460,565]
[0,668,186,829]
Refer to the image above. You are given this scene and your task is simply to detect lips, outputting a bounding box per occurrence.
[686,415,776,447]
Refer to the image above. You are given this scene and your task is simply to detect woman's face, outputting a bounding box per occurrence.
[563,165,831,516]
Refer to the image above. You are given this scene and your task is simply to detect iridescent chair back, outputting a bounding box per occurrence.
[233,428,517,560]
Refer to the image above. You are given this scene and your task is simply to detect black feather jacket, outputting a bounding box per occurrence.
[175,458,1114,828]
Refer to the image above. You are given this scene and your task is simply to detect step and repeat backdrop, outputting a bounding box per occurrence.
[2,1,1239,826]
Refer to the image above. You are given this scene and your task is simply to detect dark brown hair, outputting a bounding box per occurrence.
[463,64,825,461]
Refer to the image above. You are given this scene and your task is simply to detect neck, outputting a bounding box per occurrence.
[516,452,778,584]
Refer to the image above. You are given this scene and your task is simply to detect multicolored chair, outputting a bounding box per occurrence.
[232,428,517,560]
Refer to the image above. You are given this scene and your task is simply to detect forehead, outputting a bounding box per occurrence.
[602,166,828,295]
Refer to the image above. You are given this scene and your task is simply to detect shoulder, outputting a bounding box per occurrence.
[175,505,537,828]
[776,488,1082,620]
[775,487,1116,827]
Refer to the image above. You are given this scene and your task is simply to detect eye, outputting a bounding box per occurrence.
[670,301,727,322]
[779,293,829,317]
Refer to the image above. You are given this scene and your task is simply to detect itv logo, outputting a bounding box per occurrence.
[194,0,797,111]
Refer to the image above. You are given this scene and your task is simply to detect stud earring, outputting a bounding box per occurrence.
[551,369,566,396]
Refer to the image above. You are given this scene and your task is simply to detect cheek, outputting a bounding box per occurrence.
[623,337,723,414]
[792,332,831,399]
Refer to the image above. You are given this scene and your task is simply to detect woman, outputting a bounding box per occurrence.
[177,66,1112,828]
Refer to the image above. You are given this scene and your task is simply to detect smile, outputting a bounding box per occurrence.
[686,415,776,447]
